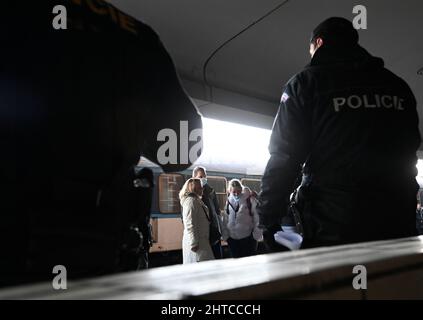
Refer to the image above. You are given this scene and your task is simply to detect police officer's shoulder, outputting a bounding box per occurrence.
[283,68,318,98]
[381,67,416,98]
[68,0,160,44]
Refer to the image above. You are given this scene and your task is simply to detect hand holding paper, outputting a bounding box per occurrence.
[274,226,303,250]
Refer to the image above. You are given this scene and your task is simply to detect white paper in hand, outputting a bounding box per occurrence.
[274,228,303,250]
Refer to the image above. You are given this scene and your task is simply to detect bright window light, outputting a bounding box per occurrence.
[416,160,423,187]
[194,117,272,175]
[417,160,423,175]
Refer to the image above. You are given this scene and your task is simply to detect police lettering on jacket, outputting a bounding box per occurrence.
[332,94,405,112]
[69,0,138,35]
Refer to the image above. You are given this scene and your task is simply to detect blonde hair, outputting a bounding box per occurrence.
[179,178,201,200]
[227,179,243,193]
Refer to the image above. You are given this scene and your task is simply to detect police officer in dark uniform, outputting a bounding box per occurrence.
[258,17,421,251]
[0,0,202,286]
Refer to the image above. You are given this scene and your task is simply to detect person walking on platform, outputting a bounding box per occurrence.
[258,17,421,251]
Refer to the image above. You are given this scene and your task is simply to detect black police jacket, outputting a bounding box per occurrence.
[0,1,202,285]
[258,44,420,247]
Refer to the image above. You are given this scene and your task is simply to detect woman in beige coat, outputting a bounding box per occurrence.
[179,178,214,264]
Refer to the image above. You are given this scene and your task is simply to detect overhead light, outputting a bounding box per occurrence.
[196,117,271,175]
[418,67,423,76]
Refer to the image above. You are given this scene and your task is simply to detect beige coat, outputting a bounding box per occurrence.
[180,194,214,264]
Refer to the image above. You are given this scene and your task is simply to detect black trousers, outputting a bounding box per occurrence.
[227,234,257,258]
[211,241,223,259]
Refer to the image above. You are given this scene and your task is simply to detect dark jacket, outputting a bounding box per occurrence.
[417,208,423,235]
[0,1,202,285]
[258,44,420,247]
[202,184,222,244]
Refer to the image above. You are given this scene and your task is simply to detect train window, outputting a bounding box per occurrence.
[206,176,227,212]
[241,178,261,194]
[158,173,184,214]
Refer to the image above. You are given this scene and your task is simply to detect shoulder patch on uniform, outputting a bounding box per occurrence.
[281,92,290,103]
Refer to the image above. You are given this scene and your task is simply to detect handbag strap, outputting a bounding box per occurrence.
[201,204,211,222]
[226,199,240,219]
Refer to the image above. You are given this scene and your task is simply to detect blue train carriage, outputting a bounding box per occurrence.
[140,157,423,257]
[137,157,263,254]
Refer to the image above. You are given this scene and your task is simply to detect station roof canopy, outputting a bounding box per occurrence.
[109,0,423,147]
